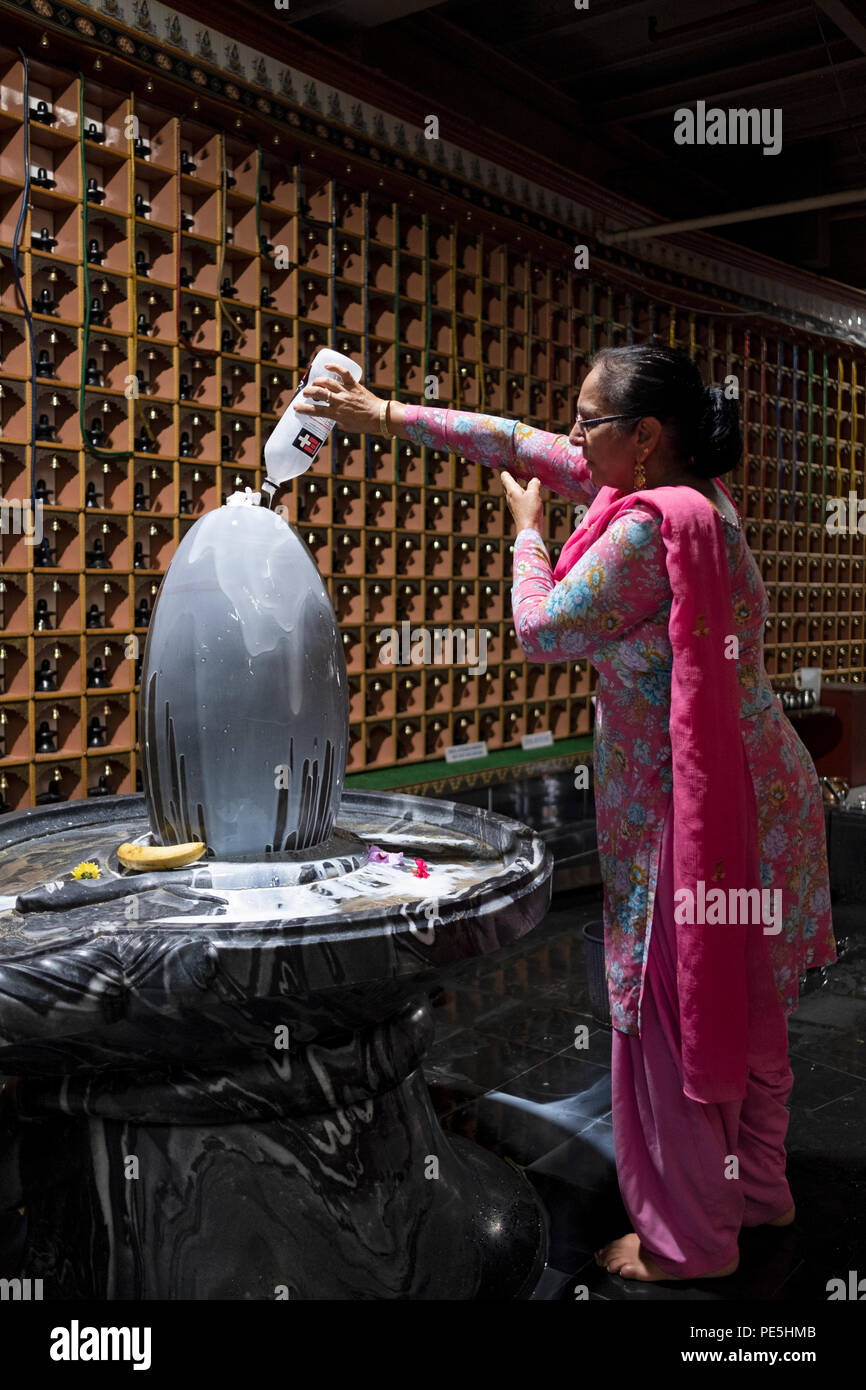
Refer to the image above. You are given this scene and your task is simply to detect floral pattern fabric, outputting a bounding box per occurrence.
[403,404,836,1034]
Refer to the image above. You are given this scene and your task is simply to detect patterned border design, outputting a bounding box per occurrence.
[9,0,866,348]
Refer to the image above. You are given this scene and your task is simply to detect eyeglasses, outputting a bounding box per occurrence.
[573,410,643,435]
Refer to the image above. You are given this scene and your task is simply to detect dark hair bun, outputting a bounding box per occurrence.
[693,385,743,479]
[592,345,743,479]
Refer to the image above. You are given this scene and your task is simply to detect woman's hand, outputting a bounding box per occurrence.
[501,471,543,534]
[294,365,382,434]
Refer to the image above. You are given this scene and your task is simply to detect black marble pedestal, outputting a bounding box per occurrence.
[0,792,552,1300]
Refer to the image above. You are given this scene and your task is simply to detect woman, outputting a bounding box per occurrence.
[296,344,836,1282]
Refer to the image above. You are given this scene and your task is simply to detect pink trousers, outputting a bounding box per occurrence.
[611,801,795,1278]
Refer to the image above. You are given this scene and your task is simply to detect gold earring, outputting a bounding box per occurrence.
[633,456,646,490]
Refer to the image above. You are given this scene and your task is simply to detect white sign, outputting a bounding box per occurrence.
[521,730,554,750]
[444,741,489,763]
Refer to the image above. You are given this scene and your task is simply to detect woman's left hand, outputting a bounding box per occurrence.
[501,471,543,534]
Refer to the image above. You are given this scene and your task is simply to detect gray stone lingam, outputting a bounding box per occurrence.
[0,499,553,1300]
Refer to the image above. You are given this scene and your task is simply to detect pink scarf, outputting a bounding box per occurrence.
[555,481,782,1103]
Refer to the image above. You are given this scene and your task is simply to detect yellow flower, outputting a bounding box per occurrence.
[72,861,100,880]
[769,781,787,807]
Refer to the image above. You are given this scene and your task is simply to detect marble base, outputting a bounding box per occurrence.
[11,998,546,1300]
[0,792,553,1300]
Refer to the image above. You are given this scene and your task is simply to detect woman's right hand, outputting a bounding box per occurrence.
[294,366,383,434]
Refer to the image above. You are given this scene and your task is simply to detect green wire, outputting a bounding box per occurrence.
[822,351,828,516]
[255,145,262,249]
[392,201,399,485]
[807,346,813,527]
[423,211,431,487]
[78,72,134,459]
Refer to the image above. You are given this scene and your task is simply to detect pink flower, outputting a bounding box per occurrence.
[412,858,429,878]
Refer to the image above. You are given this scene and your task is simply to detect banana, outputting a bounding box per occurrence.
[117,840,206,871]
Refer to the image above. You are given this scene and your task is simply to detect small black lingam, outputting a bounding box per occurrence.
[35,720,56,753]
[36,658,56,691]
[32,226,57,251]
[86,655,109,688]
[87,715,107,748]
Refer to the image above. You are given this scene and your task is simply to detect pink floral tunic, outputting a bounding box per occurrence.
[403,405,837,1035]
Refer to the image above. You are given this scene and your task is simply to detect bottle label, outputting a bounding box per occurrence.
[293,427,326,460]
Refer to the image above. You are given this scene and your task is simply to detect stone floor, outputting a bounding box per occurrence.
[425,891,866,1302]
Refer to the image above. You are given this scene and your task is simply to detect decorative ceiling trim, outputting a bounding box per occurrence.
[7,0,866,347]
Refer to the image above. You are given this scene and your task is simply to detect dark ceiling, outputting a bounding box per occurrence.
[218,0,866,290]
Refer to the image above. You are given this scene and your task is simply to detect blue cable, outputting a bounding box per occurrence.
[776,340,783,521]
[362,185,371,481]
[12,47,37,512]
[792,343,799,523]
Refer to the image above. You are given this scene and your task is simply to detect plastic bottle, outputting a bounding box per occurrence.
[261,348,362,503]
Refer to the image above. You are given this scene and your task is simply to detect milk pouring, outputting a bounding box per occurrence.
[261,348,362,501]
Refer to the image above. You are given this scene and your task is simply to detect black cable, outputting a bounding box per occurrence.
[12,47,37,512]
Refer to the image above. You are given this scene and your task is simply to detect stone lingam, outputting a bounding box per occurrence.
[0,494,553,1300]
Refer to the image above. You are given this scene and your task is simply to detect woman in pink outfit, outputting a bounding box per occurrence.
[297,344,836,1283]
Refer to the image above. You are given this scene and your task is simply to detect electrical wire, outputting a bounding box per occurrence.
[822,349,829,514]
[835,354,843,498]
[775,339,783,521]
[78,71,133,460]
[12,48,37,511]
[362,185,371,482]
[792,342,799,525]
[807,345,814,527]
[128,90,156,453]
[392,200,400,486]
[477,230,485,414]
[423,211,432,486]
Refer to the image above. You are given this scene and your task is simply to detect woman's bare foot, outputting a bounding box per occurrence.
[764,1204,795,1227]
[594,1233,739,1282]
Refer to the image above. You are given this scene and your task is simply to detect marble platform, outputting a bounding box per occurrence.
[0,791,553,1300]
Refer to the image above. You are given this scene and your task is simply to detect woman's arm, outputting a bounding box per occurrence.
[510,505,672,663]
[292,369,595,502]
[292,374,595,504]
[391,403,597,503]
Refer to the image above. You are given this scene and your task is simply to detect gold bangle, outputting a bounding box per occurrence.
[379,399,390,436]
[385,399,394,436]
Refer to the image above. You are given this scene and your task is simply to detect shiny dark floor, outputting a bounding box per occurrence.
[425,890,866,1301]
